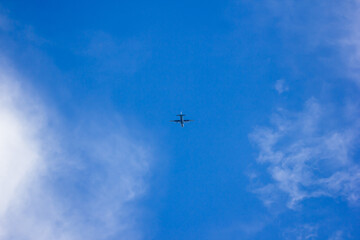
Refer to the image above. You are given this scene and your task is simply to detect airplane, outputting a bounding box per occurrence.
[170,112,194,127]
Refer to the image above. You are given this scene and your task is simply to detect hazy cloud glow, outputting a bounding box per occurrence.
[0,62,152,239]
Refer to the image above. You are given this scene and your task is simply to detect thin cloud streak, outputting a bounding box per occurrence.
[282,224,318,240]
[339,0,360,85]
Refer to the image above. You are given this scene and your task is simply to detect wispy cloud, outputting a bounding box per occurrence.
[0,60,153,239]
[230,0,360,86]
[274,79,289,94]
[328,230,344,240]
[81,31,152,75]
[0,11,12,31]
[0,64,52,238]
[267,0,360,86]
[282,224,318,240]
[250,99,360,208]
[339,0,360,85]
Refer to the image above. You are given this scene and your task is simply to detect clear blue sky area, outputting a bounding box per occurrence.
[0,1,359,239]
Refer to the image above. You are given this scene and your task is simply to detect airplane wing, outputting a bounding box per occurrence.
[170,120,180,122]
[184,120,194,122]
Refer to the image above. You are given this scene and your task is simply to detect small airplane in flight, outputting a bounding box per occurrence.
[170,112,194,127]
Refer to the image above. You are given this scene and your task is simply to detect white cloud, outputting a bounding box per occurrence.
[0,66,49,238]
[274,79,289,94]
[0,62,153,239]
[250,99,360,208]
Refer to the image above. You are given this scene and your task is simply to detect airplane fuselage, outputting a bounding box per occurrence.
[179,115,184,127]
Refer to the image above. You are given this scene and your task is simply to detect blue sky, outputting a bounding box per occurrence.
[0,0,360,239]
